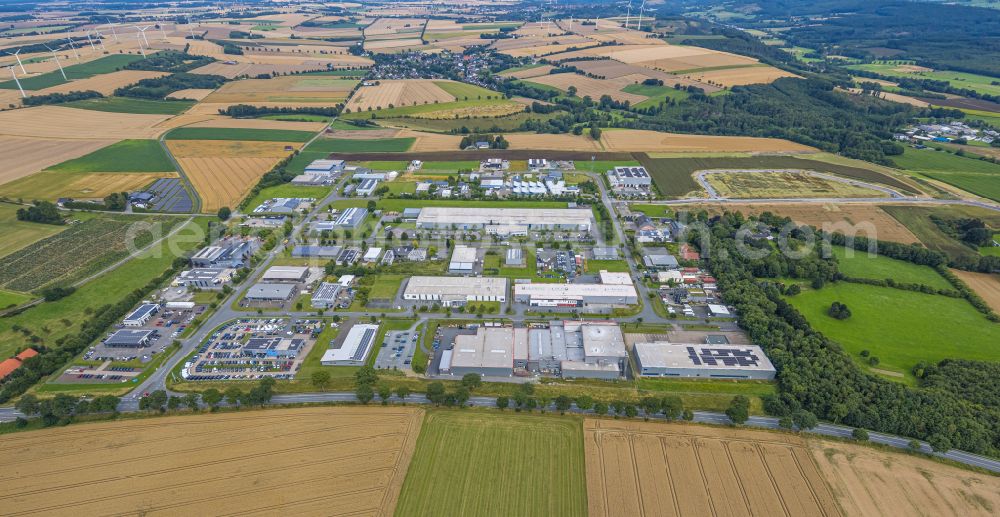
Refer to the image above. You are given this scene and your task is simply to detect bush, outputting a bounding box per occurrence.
[852,428,869,441]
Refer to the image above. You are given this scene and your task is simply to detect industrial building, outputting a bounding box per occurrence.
[311,282,342,309]
[292,245,342,259]
[403,276,507,307]
[333,207,368,229]
[591,247,619,260]
[513,271,638,308]
[441,321,626,379]
[262,266,309,283]
[643,252,679,270]
[245,283,297,302]
[191,239,255,268]
[122,303,159,326]
[449,245,477,273]
[321,324,379,365]
[355,178,380,196]
[243,337,305,358]
[305,159,345,175]
[104,329,155,348]
[505,248,525,267]
[633,342,776,380]
[415,207,592,236]
[607,166,652,189]
[363,247,383,263]
[176,268,233,289]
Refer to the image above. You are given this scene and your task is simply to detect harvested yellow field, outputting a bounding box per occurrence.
[0,407,423,516]
[185,117,327,132]
[365,17,426,36]
[0,136,115,186]
[399,130,463,151]
[37,70,167,95]
[707,171,891,199]
[365,38,424,51]
[505,132,604,151]
[951,269,1000,313]
[501,64,554,79]
[503,42,600,58]
[524,73,647,104]
[185,39,225,57]
[0,106,171,139]
[813,439,1000,516]
[203,75,356,104]
[601,129,815,153]
[0,170,177,201]
[845,88,930,107]
[689,66,800,86]
[189,61,254,78]
[346,79,454,112]
[168,140,299,212]
[585,419,840,517]
[166,88,215,101]
[411,102,525,119]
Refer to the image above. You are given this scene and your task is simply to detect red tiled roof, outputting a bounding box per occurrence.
[0,358,21,380]
[15,348,37,361]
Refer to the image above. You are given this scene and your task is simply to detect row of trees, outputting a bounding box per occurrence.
[14,393,120,427]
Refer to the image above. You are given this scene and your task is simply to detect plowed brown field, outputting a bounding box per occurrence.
[951,269,1000,312]
[167,140,298,212]
[0,407,423,517]
[584,419,840,517]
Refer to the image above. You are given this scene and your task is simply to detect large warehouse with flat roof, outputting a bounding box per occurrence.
[403,276,507,307]
[450,327,515,377]
[633,342,776,380]
[415,207,592,236]
[321,324,379,365]
[513,274,638,308]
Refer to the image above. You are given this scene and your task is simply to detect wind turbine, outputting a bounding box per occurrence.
[135,32,147,57]
[136,25,152,47]
[44,44,66,81]
[186,16,196,39]
[84,30,97,51]
[66,38,80,61]
[159,23,167,40]
[7,49,27,75]
[93,30,107,50]
[636,0,646,30]
[106,18,119,42]
[7,67,25,99]
[625,1,632,30]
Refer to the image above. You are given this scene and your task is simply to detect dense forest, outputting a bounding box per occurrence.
[697,212,1000,456]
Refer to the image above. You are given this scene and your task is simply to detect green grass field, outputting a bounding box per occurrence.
[307,137,414,153]
[258,113,331,123]
[0,54,147,91]
[243,184,331,211]
[847,63,1000,97]
[0,218,209,361]
[365,274,404,300]
[982,234,1000,257]
[0,203,67,260]
[891,148,1000,201]
[622,83,691,109]
[882,205,1000,261]
[0,288,31,309]
[63,97,195,115]
[785,282,1000,379]
[585,259,630,273]
[396,410,587,517]
[46,139,175,173]
[831,246,952,289]
[165,127,315,142]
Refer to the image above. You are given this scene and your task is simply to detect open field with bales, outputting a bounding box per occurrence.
[0,407,423,516]
[585,419,839,517]
[785,281,1000,378]
[167,140,298,212]
[396,410,586,517]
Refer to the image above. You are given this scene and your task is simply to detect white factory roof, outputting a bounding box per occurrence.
[363,247,383,262]
[514,282,637,300]
[262,266,308,281]
[634,342,775,372]
[560,361,620,373]
[322,324,379,363]
[575,322,626,358]
[450,245,477,270]
[598,270,633,285]
[707,304,731,316]
[416,207,592,227]
[405,276,508,298]
[451,327,514,370]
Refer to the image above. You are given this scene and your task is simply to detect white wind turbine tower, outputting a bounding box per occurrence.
[135,31,147,57]
[44,44,67,81]
[106,18,119,42]
[8,49,27,75]
[186,16,196,38]
[625,1,632,29]
[7,67,25,98]
[635,0,646,30]
[65,38,80,61]
[136,25,153,48]
[94,30,107,50]
[84,30,98,51]
[159,23,167,40]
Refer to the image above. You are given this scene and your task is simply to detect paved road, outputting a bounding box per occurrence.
[3,392,997,473]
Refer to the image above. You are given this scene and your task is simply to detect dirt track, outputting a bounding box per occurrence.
[0,407,423,516]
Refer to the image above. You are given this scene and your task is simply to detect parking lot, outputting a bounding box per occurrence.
[373,330,417,370]
[181,318,322,381]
